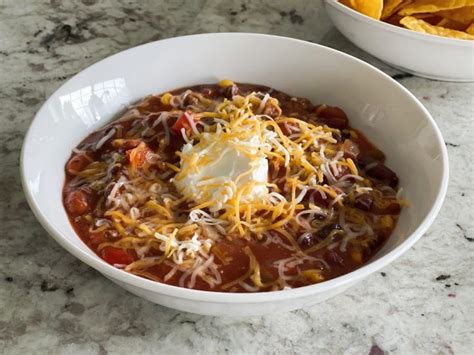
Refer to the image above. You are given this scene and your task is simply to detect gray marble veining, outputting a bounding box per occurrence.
[1,0,473,354]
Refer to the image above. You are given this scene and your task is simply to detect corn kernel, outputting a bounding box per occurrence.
[218,79,234,88]
[249,96,261,107]
[161,93,172,105]
[232,95,245,107]
[380,215,393,228]
[301,269,324,283]
[351,250,363,264]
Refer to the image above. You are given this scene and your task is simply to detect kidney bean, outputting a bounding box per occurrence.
[332,132,343,143]
[89,232,105,246]
[317,223,342,239]
[114,139,141,150]
[356,153,399,187]
[280,97,313,116]
[365,149,385,161]
[356,154,375,167]
[136,95,165,113]
[220,85,238,99]
[308,190,330,208]
[200,86,218,98]
[341,130,352,141]
[357,151,384,167]
[313,213,326,221]
[315,105,347,119]
[354,193,374,212]
[313,105,349,129]
[366,163,399,188]
[310,116,347,130]
[65,189,90,216]
[183,93,199,106]
[66,154,90,174]
[263,101,282,118]
[298,232,316,248]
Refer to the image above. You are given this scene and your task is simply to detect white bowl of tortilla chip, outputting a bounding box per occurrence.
[324,0,474,82]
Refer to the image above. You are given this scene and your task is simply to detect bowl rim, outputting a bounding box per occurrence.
[324,0,474,46]
[21,32,449,304]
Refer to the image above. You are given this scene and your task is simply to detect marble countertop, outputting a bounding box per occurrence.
[1,0,473,353]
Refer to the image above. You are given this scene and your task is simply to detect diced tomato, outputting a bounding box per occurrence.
[126,142,152,169]
[342,139,360,159]
[101,247,135,265]
[172,112,196,132]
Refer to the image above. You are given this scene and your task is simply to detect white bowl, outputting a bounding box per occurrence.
[324,0,474,82]
[21,33,448,316]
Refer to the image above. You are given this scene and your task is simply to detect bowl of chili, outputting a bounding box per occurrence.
[21,33,448,316]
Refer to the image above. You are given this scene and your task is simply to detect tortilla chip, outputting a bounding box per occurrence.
[434,5,474,24]
[411,12,441,18]
[385,13,405,25]
[466,22,474,33]
[355,0,384,19]
[382,0,406,19]
[339,0,384,19]
[399,0,474,15]
[400,15,474,38]
[339,0,353,7]
[382,0,413,19]
[417,14,445,24]
[437,17,468,29]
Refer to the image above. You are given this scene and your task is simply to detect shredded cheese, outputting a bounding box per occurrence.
[68,84,404,292]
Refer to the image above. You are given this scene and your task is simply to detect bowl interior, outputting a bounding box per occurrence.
[21,33,447,299]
